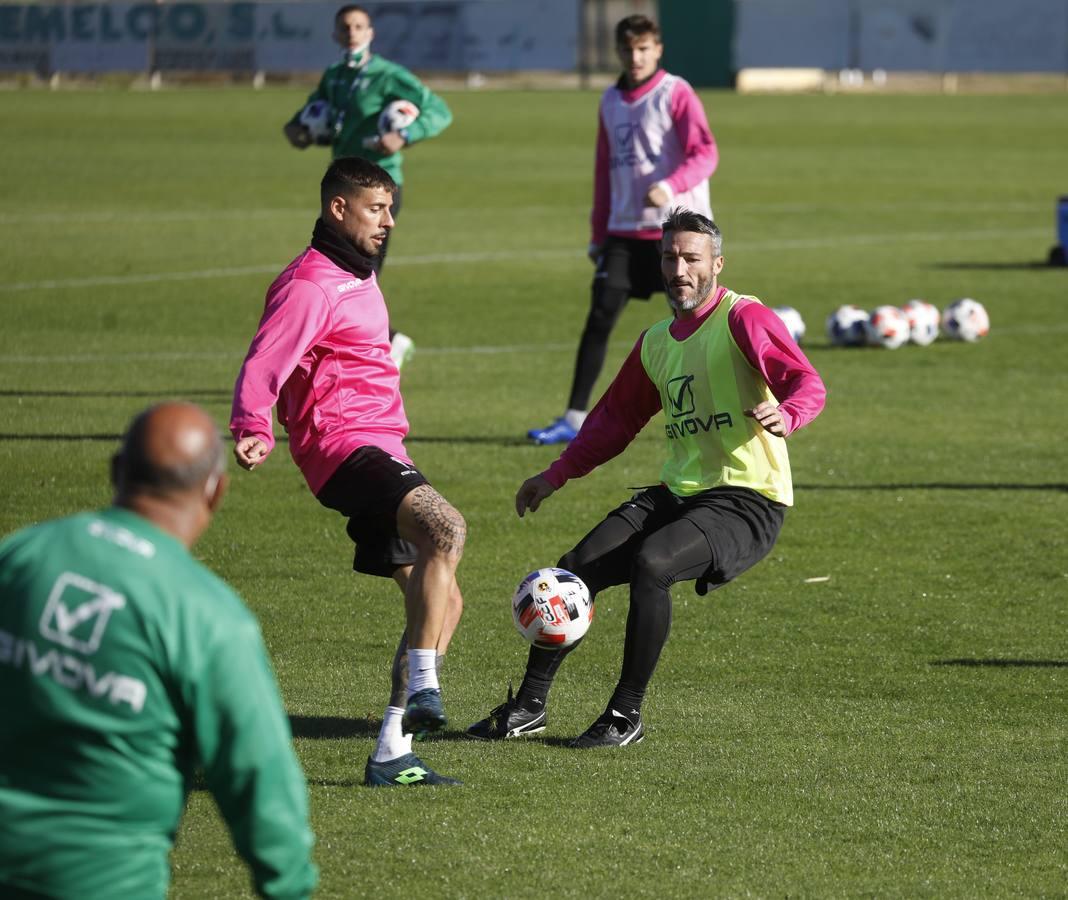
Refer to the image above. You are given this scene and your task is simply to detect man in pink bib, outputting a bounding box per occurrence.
[528,14,719,445]
[231,157,465,787]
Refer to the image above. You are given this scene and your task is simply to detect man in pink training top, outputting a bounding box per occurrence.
[528,13,718,445]
[231,156,464,786]
[470,209,826,747]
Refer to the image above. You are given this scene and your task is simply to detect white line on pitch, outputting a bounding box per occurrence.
[0,200,1048,227]
[2,323,1066,366]
[0,227,1050,295]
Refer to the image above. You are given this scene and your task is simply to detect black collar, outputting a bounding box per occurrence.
[310,218,376,279]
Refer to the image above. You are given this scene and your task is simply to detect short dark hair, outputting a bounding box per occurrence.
[615,14,660,46]
[335,4,370,27]
[113,407,224,496]
[320,157,396,207]
[661,207,723,256]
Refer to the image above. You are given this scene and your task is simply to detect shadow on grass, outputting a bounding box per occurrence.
[288,715,476,744]
[797,482,1068,493]
[288,715,378,739]
[407,435,531,447]
[0,433,123,441]
[931,658,1068,668]
[0,389,230,399]
[927,260,1062,271]
[0,432,531,447]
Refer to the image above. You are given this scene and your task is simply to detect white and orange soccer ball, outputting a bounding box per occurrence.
[378,99,420,134]
[826,305,869,347]
[511,568,593,650]
[942,298,990,342]
[772,306,806,344]
[902,299,940,346]
[865,305,911,349]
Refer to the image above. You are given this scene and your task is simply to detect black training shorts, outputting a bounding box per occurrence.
[316,445,428,577]
[594,236,665,300]
[610,484,786,594]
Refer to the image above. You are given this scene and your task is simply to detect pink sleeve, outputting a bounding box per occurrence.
[663,80,718,195]
[544,335,662,488]
[590,110,611,247]
[728,300,826,436]
[230,279,332,452]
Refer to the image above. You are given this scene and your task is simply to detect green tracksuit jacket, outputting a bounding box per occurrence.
[0,507,317,899]
[293,53,453,184]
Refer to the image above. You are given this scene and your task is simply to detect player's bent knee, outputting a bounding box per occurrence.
[631,545,679,592]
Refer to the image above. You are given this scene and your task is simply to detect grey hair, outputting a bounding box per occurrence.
[661,207,723,256]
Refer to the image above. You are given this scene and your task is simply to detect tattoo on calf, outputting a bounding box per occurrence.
[411,486,466,554]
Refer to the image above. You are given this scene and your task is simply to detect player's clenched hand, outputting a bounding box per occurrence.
[587,242,602,264]
[644,184,670,208]
[234,437,270,471]
[744,402,786,437]
[283,121,313,149]
[515,475,556,518]
[378,131,406,155]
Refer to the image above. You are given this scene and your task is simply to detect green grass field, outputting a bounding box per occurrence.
[1,86,1066,898]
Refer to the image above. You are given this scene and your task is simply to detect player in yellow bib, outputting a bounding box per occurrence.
[469,209,826,747]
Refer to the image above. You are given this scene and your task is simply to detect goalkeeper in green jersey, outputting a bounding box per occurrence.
[0,404,317,900]
[284,3,454,370]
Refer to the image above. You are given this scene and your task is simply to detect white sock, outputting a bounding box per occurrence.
[372,706,412,762]
[564,409,587,430]
[407,648,440,696]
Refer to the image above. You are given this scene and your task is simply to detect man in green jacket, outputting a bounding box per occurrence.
[0,403,317,900]
[285,3,454,369]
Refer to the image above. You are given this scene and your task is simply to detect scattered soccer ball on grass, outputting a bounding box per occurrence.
[772,306,806,343]
[826,305,869,347]
[298,100,334,143]
[901,299,941,346]
[865,305,911,349]
[511,568,592,649]
[941,298,990,342]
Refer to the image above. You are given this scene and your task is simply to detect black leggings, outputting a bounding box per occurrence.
[518,507,715,713]
[567,283,630,411]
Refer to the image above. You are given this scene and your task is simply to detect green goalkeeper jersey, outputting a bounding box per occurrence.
[293,53,453,184]
[0,507,317,900]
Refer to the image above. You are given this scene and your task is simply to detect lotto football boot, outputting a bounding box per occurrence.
[402,688,447,740]
[570,707,645,748]
[466,687,547,740]
[527,416,577,445]
[364,753,461,787]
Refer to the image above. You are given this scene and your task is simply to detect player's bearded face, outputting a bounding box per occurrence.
[662,231,723,314]
[334,186,395,258]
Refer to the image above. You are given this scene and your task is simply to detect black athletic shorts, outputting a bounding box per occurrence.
[315,445,428,578]
[610,484,786,594]
[594,235,665,300]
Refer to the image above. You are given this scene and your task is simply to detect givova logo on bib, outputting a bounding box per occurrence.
[666,375,696,417]
[40,572,126,655]
[0,572,148,713]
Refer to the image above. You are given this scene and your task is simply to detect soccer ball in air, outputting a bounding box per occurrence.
[378,99,420,134]
[826,305,869,347]
[511,568,593,650]
[901,299,940,346]
[772,306,806,343]
[865,305,911,349]
[298,100,334,143]
[941,298,990,342]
